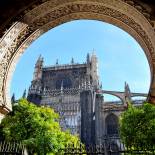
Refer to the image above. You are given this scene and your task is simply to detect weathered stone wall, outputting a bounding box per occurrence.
[95,94,104,145]
[80,90,95,145]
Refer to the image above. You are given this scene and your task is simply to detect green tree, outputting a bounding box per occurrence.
[119,102,155,148]
[1,99,80,154]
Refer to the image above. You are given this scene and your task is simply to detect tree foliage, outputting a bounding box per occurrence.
[119,102,155,148]
[0,99,80,154]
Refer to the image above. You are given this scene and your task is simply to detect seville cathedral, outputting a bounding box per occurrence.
[27,53,147,146]
[0,0,155,148]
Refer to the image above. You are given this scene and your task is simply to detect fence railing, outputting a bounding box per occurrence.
[1,140,155,155]
[0,141,26,155]
[60,143,155,155]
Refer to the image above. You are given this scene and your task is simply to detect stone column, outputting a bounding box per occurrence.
[95,94,104,145]
[80,90,95,145]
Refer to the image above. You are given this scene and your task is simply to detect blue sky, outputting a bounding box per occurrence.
[10,20,150,101]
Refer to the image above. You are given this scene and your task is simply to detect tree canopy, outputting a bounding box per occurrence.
[0,99,80,154]
[119,102,155,148]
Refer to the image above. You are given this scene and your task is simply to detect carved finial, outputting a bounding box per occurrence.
[71,57,74,64]
[87,53,90,64]
[125,81,127,87]
[35,55,44,67]
[11,93,15,104]
[61,80,64,92]
[33,55,44,81]
[56,59,59,65]
[39,54,41,59]
[125,81,130,91]
[22,89,26,98]
[79,83,81,89]
[91,49,97,62]
[37,54,43,63]
[124,81,131,104]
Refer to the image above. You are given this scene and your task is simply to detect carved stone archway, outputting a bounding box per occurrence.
[0,0,155,115]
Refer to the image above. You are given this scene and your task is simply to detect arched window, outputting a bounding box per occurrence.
[106,114,119,136]
[56,77,72,89]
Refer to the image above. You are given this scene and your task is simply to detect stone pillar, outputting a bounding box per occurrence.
[95,94,104,145]
[80,90,95,145]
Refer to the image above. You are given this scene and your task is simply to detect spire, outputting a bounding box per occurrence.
[71,57,74,64]
[91,49,97,61]
[11,93,15,104]
[38,54,41,61]
[86,53,90,64]
[22,89,26,98]
[124,82,131,103]
[90,49,99,88]
[125,82,131,93]
[56,59,59,65]
[36,55,43,66]
[33,55,43,81]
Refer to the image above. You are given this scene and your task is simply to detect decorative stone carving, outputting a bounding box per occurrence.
[0,0,155,114]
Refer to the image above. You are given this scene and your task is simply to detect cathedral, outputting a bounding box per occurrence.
[27,53,146,148]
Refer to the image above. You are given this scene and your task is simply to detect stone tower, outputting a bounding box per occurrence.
[90,52,99,89]
[27,52,99,135]
[27,55,43,105]
[33,55,43,81]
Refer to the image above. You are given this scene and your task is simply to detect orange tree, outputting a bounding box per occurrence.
[0,99,80,154]
[119,102,155,149]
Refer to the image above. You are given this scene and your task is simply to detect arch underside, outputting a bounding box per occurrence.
[0,0,155,114]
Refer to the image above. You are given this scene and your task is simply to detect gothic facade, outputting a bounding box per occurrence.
[27,53,99,136]
[27,53,146,147]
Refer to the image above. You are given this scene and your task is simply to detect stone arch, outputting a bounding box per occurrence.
[103,92,124,103]
[0,0,155,115]
[105,113,119,136]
